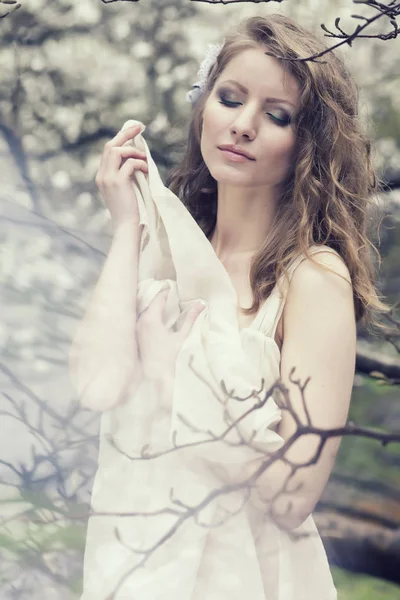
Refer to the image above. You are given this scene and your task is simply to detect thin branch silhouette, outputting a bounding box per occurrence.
[77,361,400,599]
[191,0,400,63]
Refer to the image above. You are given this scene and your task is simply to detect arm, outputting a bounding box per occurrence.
[238,252,357,529]
[68,220,144,412]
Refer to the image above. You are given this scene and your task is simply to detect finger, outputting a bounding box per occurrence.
[139,290,168,323]
[108,124,143,150]
[117,148,148,178]
[120,146,147,160]
[96,125,144,184]
[177,303,206,338]
[98,146,147,187]
[117,157,149,179]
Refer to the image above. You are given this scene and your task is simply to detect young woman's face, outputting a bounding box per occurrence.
[200,47,300,192]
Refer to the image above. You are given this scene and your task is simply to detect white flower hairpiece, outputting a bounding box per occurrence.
[186,39,225,105]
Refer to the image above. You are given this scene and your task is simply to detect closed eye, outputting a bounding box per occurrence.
[218,94,292,127]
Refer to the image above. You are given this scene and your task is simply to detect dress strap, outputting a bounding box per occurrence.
[259,245,341,340]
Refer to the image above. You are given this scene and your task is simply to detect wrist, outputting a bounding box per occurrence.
[112,218,143,239]
[153,369,175,406]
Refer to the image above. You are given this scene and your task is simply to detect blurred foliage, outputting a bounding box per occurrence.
[332,566,400,599]
[373,97,400,149]
[334,377,399,486]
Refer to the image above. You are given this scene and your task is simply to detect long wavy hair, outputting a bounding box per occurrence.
[166,13,395,334]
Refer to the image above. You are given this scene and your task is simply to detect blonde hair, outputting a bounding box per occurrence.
[166,13,396,334]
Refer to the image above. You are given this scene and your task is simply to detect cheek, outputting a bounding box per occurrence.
[267,132,296,165]
[202,109,218,139]
[201,110,219,157]
[203,101,229,137]
[200,111,211,147]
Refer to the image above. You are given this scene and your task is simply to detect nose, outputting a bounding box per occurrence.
[230,106,257,140]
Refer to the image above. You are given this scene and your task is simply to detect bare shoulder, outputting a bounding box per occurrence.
[291,247,352,292]
[275,248,354,351]
[284,246,355,334]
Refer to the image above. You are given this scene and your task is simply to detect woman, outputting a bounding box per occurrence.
[69,13,392,600]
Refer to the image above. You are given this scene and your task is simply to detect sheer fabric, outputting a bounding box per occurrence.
[79,120,337,600]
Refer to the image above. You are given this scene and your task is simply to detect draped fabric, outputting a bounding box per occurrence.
[79,120,337,599]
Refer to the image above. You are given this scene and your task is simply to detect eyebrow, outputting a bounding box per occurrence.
[219,79,297,109]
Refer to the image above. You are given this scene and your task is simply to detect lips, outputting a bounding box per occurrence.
[217,145,255,160]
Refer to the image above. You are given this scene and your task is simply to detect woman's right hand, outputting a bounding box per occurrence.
[95,123,149,229]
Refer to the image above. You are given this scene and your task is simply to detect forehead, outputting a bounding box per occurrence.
[216,47,300,105]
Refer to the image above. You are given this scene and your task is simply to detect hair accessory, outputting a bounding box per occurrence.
[186,40,225,105]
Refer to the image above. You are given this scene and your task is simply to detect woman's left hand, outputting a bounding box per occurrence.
[136,289,206,383]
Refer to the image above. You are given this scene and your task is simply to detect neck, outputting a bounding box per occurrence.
[209,185,278,261]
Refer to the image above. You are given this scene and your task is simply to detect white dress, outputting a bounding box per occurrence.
[79,120,338,600]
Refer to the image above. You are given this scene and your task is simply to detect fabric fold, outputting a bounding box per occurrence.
[120,118,284,464]
[80,120,339,600]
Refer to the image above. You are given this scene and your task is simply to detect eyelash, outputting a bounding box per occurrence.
[217,94,291,127]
